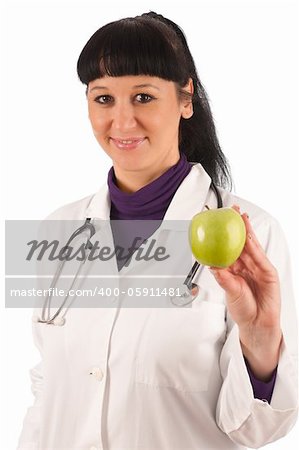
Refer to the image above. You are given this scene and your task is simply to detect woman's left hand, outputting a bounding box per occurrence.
[209,205,282,380]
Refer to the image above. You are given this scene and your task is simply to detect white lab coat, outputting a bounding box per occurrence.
[18,163,298,450]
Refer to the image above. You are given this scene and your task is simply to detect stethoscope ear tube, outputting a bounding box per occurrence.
[184,261,201,291]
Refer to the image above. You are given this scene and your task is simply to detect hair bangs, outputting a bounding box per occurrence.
[77,18,189,85]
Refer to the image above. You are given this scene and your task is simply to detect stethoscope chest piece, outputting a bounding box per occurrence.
[33,316,66,326]
[52,317,66,326]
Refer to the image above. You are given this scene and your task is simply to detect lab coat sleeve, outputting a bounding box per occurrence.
[17,315,43,450]
[216,216,298,448]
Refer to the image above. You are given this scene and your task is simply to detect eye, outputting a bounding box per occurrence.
[135,93,155,103]
[94,95,113,104]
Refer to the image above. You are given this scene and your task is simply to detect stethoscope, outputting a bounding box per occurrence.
[35,218,96,326]
[35,181,222,325]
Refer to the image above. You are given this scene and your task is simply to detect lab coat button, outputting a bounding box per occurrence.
[89,367,104,381]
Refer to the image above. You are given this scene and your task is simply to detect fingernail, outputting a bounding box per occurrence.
[191,286,199,296]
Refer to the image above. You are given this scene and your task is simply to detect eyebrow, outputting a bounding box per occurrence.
[89,83,160,93]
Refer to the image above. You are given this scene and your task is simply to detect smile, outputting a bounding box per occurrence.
[110,137,146,150]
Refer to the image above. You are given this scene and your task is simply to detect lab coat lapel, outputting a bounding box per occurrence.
[163,163,212,221]
[85,183,111,220]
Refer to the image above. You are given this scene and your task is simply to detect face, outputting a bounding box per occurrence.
[87,75,192,188]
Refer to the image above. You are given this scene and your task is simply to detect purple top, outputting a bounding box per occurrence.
[108,152,191,220]
[107,153,277,403]
[245,357,277,403]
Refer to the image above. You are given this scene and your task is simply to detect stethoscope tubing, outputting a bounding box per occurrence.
[36,219,96,325]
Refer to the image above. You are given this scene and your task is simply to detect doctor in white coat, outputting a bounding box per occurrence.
[18,11,297,450]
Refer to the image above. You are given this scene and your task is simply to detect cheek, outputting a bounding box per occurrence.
[152,112,181,139]
[88,112,106,135]
[141,108,179,134]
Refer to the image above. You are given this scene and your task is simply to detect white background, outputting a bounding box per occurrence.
[1,0,298,448]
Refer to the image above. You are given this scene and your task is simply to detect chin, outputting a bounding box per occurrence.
[113,155,152,171]
[118,162,149,172]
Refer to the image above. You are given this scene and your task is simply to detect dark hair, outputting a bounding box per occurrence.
[77,11,232,190]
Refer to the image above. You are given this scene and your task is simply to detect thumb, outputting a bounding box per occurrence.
[209,267,243,301]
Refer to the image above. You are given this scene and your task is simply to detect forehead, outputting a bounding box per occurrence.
[88,75,177,92]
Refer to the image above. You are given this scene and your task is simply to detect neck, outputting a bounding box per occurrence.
[113,154,180,193]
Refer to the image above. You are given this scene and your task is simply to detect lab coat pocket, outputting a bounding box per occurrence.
[35,319,69,377]
[135,302,226,392]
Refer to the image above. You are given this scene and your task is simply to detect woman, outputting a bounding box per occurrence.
[18,12,297,450]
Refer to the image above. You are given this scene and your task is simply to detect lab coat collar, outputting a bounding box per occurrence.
[85,184,111,220]
[84,163,212,225]
[163,163,211,221]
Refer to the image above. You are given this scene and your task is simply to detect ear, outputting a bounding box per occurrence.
[181,78,194,119]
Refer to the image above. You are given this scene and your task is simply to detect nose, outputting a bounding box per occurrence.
[111,101,137,132]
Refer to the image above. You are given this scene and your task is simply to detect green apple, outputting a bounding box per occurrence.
[189,207,246,268]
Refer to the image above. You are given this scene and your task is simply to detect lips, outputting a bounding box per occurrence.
[110,137,146,150]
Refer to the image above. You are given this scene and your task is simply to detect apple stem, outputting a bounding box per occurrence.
[204,205,210,210]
